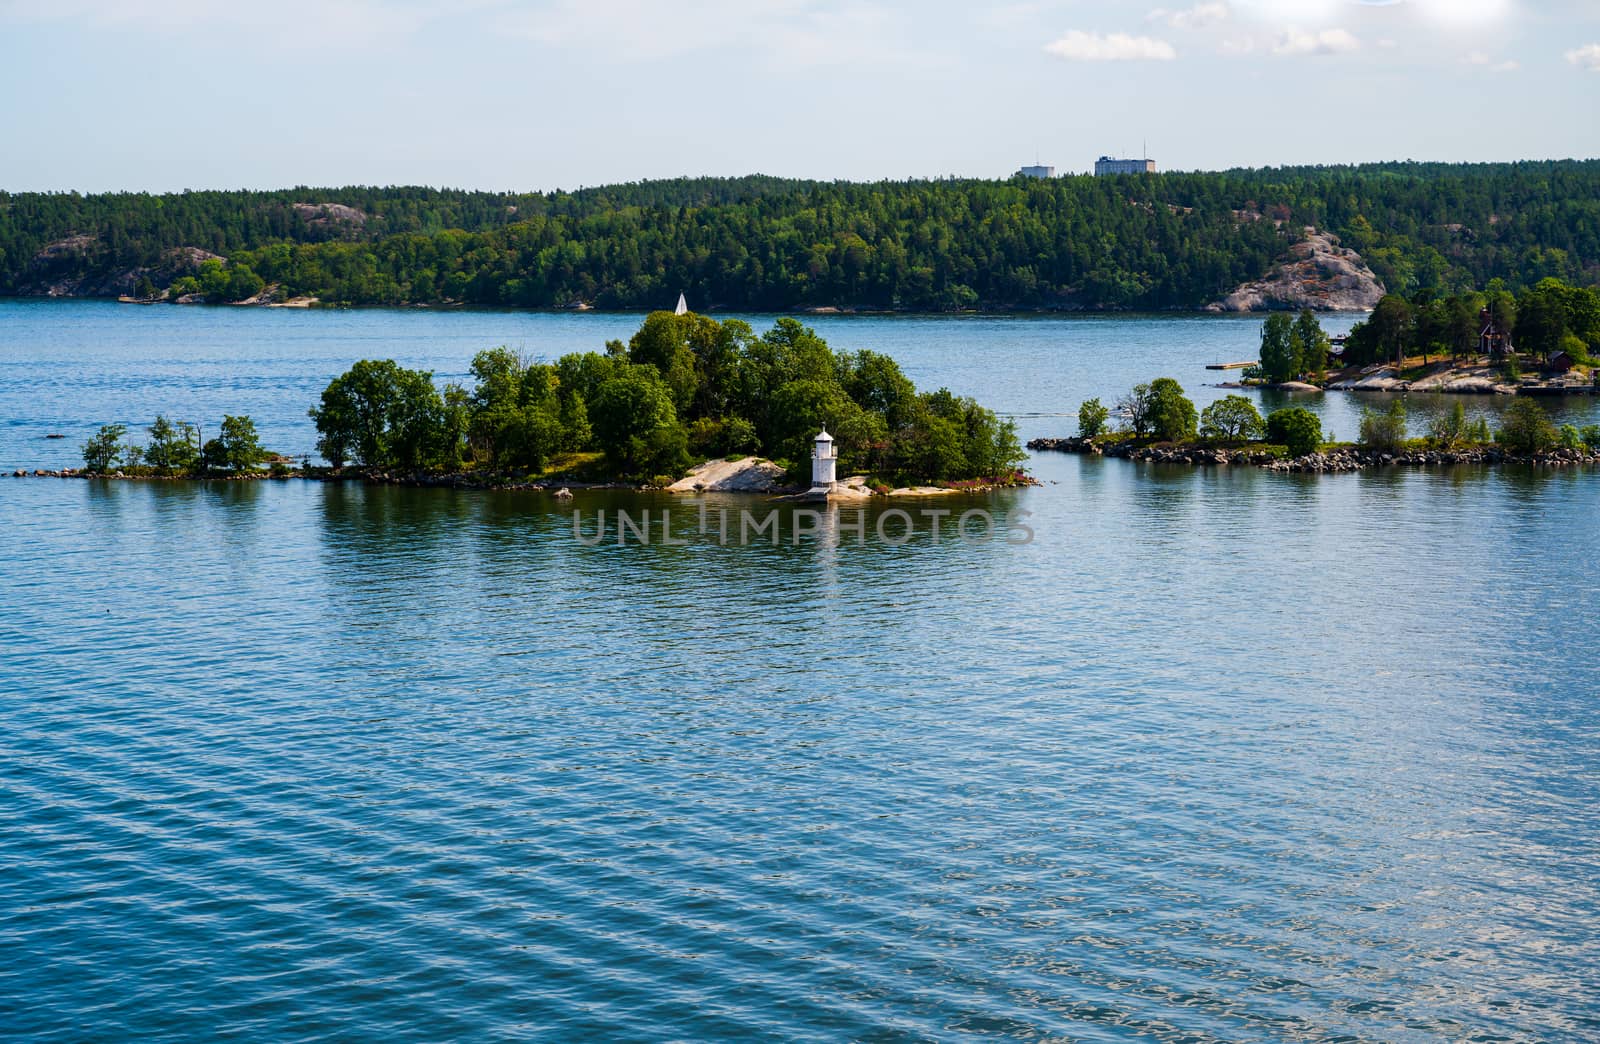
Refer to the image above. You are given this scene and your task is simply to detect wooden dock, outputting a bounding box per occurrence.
[1206,361,1258,371]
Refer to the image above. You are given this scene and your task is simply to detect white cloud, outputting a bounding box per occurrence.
[1148,2,1230,30]
[1272,27,1360,56]
[1045,30,1177,61]
[1567,43,1600,72]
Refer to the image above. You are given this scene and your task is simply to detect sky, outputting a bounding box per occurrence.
[1,0,1597,192]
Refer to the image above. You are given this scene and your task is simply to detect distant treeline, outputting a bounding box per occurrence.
[4,162,1599,311]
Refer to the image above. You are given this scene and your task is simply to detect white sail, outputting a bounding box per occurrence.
[674,293,689,316]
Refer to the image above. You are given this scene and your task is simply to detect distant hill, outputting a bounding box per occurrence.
[2,162,1596,311]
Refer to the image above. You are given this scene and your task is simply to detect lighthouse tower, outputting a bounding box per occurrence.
[810,428,838,494]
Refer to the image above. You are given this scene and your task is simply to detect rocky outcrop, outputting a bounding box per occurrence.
[666,456,788,493]
[1208,229,1385,313]
[19,239,223,298]
[292,202,367,233]
[1328,362,1593,396]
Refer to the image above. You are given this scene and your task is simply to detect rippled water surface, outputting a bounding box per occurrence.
[3,302,1600,1041]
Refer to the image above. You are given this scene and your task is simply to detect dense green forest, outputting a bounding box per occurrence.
[4,162,1598,311]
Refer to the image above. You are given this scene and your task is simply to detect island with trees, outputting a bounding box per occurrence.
[21,313,1030,493]
[1032,375,1600,473]
[1240,277,1600,397]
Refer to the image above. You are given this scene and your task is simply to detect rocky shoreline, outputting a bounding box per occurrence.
[1027,437,1600,472]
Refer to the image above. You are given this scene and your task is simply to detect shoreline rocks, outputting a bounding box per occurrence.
[1028,437,1600,472]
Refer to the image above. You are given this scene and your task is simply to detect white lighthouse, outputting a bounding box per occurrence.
[810,428,838,494]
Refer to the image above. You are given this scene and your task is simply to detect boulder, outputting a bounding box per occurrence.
[666,456,787,493]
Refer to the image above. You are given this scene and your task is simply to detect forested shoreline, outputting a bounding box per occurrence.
[3,161,1597,312]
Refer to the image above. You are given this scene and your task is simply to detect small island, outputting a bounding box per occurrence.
[1034,378,1598,475]
[19,312,1032,496]
[1237,279,1599,398]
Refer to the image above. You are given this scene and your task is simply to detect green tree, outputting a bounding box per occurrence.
[1370,295,1415,367]
[1265,407,1323,457]
[1293,309,1330,377]
[1259,313,1299,384]
[209,415,265,473]
[144,415,199,474]
[467,347,564,472]
[81,424,127,474]
[1515,282,1569,362]
[1077,398,1110,439]
[767,378,868,467]
[590,366,689,476]
[309,359,449,469]
[1146,378,1198,442]
[841,350,918,430]
[1495,399,1559,455]
[1199,395,1266,442]
[627,310,702,415]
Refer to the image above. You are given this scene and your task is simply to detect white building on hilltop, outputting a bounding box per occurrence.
[1017,164,1055,179]
[810,429,838,494]
[1095,156,1157,176]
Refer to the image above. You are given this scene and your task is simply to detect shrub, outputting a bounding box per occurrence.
[1359,401,1408,452]
[1496,399,1559,455]
[1581,425,1600,450]
[1265,407,1323,458]
[1559,424,1585,450]
[1427,401,1470,450]
[1077,398,1110,439]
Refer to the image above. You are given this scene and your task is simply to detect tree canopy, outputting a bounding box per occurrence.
[6,162,1598,311]
[309,312,1026,484]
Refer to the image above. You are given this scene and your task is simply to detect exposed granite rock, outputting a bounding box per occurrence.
[19,239,224,298]
[292,202,367,233]
[666,456,788,493]
[1208,229,1385,313]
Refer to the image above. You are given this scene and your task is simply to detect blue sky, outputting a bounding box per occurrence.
[1,0,1597,192]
